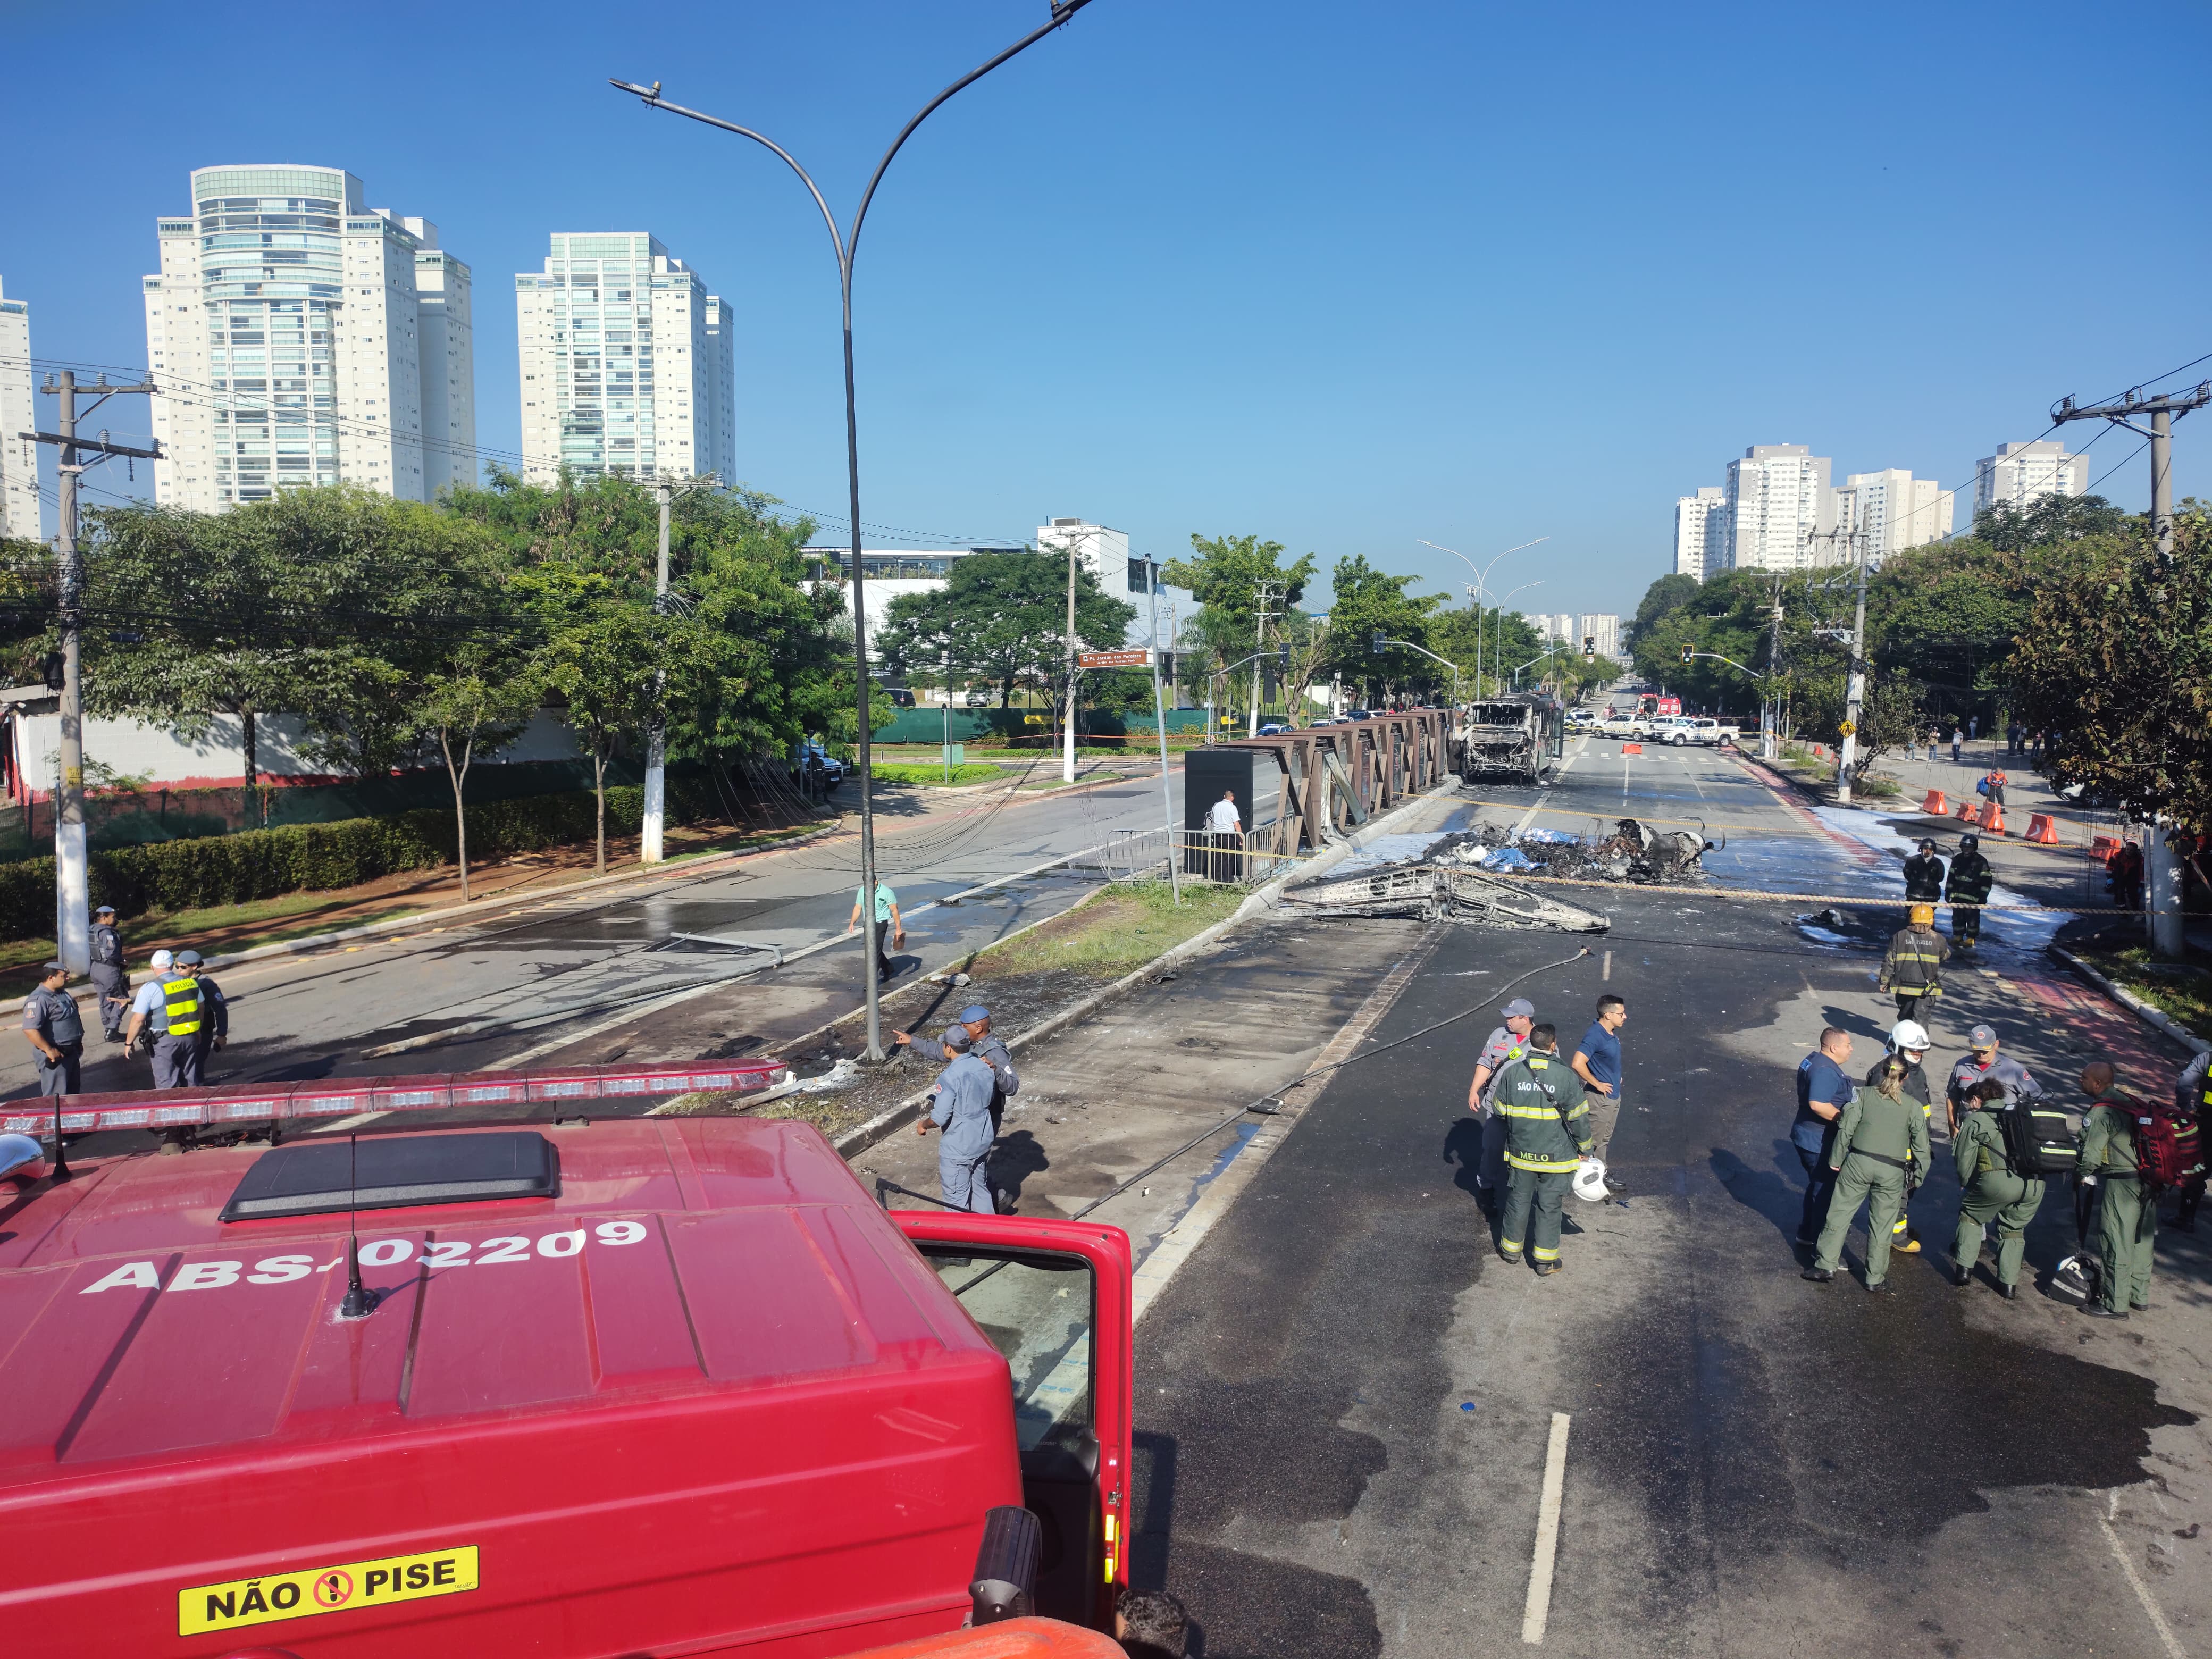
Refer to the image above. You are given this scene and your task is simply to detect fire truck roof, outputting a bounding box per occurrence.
[0,1118,1000,1485]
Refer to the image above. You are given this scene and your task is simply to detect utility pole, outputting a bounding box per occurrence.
[1763,575,1783,761]
[641,479,674,864]
[941,645,953,784]
[1812,526,1871,804]
[2051,381,2211,563]
[1061,529,1082,784]
[2052,380,2212,956]
[1249,581,1280,737]
[22,371,159,973]
[1143,559,1180,904]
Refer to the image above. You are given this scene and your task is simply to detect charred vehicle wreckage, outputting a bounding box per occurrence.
[1281,817,1720,933]
[1456,696,1562,784]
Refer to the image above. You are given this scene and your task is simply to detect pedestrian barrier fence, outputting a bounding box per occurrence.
[1979,801,2006,834]
[1954,798,1979,822]
[2093,834,2123,860]
[1066,827,1300,887]
[2026,814,2061,845]
[0,1058,787,1138]
[1920,789,1947,815]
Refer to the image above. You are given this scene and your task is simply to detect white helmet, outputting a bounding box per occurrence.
[1888,1019,1930,1054]
[1572,1159,1610,1202]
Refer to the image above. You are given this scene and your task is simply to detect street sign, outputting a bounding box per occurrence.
[1077,648,1153,669]
[1837,719,1856,737]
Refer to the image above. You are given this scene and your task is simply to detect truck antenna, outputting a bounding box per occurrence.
[339,1132,378,1318]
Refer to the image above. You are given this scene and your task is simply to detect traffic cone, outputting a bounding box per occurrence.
[1920,789,1947,815]
[2026,814,2060,845]
[1955,799,1978,822]
[1980,801,2006,834]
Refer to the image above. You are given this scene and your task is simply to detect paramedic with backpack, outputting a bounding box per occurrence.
[1950,1078,2044,1299]
[2077,1061,2155,1319]
[1945,1025,2041,1136]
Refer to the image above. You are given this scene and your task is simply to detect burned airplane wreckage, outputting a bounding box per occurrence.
[1280,819,1719,934]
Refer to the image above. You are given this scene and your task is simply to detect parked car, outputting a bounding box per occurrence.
[1658,717,1722,745]
[1256,721,1293,735]
[1599,715,1647,738]
[1344,708,1376,720]
[790,740,845,790]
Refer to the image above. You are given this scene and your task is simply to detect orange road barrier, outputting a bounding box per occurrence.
[1954,799,1979,822]
[2092,834,2122,860]
[2026,813,2062,845]
[1920,789,1948,815]
[1980,801,2006,834]
[1621,743,1643,755]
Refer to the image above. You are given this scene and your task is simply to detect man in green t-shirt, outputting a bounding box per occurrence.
[847,880,906,985]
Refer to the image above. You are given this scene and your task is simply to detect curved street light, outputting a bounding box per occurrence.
[1420,536,1548,698]
[1487,580,1544,697]
[610,1,1098,1060]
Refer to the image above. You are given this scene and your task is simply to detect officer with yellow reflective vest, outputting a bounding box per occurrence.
[1879,903,1950,1024]
[121,948,207,1090]
[1493,1023,1592,1278]
[1804,1053,1932,1293]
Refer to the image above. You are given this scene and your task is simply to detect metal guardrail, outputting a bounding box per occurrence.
[1064,827,1300,886]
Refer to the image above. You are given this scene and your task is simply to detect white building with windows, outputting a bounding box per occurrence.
[1038,519,1195,646]
[1672,485,1725,579]
[1974,440,2090,516]
[1578,613,1621,661]
[0,279,35,540]
[515,233,735,485]
[1834,468,1951,562]
[1723,444,1834,571]
[143,165,477,510]
[1523,611,1579,645]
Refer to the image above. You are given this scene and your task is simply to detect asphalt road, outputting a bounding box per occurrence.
[6,760,1273,1108]
[1131,738,2210,1658]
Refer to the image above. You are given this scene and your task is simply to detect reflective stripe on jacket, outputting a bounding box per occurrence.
[158,975,203,1037]
[1496,1053,1591,1173]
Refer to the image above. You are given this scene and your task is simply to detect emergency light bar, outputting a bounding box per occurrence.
[0,1058,788,1138]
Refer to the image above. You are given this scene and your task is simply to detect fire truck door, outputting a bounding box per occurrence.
[895,1215,1133,1632]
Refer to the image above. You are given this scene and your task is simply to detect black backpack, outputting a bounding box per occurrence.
[1999,1101,2081,1178]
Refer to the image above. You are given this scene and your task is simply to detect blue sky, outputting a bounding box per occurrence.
[5,0,2209,619]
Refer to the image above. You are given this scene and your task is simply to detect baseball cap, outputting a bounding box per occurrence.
[958,1004,991,1024]
[940,1024,974,1052]
[1967,1024,1998,1050]
[94,904,115,916]
[1501,998,1536,1019]
[175,950,203,967]
[149,949,174,969]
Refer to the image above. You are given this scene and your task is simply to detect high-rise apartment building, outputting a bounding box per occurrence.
[1974,440,2090,517]
[0,279,35,540]
[1523,611,1579,645]
[143,165,477,510]
[1722,444,1834,571]
[515,234,735,484]
[1834,468,1951,562]
[1672,486,1725,579]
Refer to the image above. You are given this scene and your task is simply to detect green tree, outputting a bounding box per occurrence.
[875,549,1135,716]
[1162,534,1319,726]
[398,593,542,902]
[1627,573,1699,649]
[1322,554,1445,703]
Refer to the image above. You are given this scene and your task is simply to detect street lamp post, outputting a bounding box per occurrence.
[612,0,1097,1061]
[1490,580,1543,692]
[1420,537,1547,696]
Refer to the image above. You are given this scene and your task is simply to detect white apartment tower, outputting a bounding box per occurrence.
[0,280,36,540]
[1836,468,1951,562]
[1722,444,1835,571]
[1523,611,1579,645]
[143,165,477,510]
[1672,485,1725,579]
[1974,440,2090,517]
[1577,614,1621,660]
[515,234,736,484]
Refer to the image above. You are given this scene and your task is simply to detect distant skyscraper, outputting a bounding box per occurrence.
[1723,445,1834,571]
[1974,440,2090,517]
[0,279,35,540]
[1672,486,1725,579]
[143,165,476,510]
[1835,468,1951,562]
[515,233,735,484]
[1578,613,1621,660]
[1523,611,1579,644]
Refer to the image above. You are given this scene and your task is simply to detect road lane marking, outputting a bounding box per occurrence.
[1521,1411,1572,1645]
[1512,739,1587,838]
[2099,1495,2186,1659]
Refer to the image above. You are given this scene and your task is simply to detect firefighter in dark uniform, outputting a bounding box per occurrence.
[1902,838,1946,904]
[1493,1024,1591,1277]
[1951,1077,2042,1297]
[177,949,228,1080]
[1946,833,1995,952]
[89,904,128,1043]
[21,961,85,1097]
[1879,903,1950,1024]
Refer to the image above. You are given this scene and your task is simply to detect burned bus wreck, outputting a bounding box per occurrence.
[1456,696,1561,784]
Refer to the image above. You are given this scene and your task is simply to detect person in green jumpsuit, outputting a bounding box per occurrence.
[1804,1055,1932,1293]
[2077,1060,2155,1319]
[1950,1077,2043,1298]
[1494,1024,1591,1278]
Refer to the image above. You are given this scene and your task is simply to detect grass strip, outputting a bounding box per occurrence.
[2071,942,2212,1041]
[869,763,1006,786]
[968,880,1244,979]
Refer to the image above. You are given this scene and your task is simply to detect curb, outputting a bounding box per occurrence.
[830,779,1466,1161]
[2048,944,2210,1058]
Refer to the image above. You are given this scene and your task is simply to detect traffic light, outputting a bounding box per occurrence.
[40,653,64,692]
[1680,647,1693,665]
[1582,635,1595,661]
[1372,631,1387,652]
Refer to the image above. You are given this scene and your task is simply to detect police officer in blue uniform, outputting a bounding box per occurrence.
[21,961,85,1096]
[177,949,228,1078]
[89,905,128,1043]
[916,1025,1000,1213]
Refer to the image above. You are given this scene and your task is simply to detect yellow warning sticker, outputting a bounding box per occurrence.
[178,1545,479,1636]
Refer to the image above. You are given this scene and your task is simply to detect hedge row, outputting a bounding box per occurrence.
[0,776,725,943]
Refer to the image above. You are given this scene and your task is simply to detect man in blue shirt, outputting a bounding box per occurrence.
[1794,1027,1857,1245]
[1571,995,1628,1194]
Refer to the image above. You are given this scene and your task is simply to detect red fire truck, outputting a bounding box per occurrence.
[0,1110,1135,1657]
[1636,693,1681,718]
